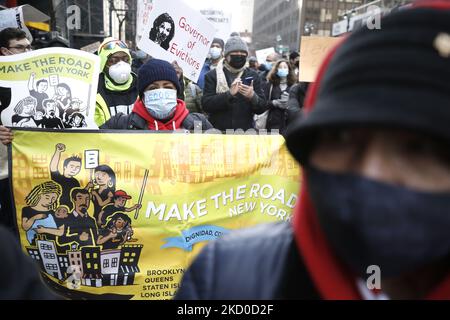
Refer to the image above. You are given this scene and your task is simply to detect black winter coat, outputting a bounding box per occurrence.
[202,67,267,131]
[174,222,320,299]
[100,111,213,131]
[264,83,292,133]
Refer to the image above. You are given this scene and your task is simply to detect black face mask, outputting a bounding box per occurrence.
[228,55,247,69]
[306,165,450,278]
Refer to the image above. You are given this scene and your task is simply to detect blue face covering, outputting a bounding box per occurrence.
[264,61,273,71]
[277,68,289,78]
[306,165,450,278]
[143,88,177,120]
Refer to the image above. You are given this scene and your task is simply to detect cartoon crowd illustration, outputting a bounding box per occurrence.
[11,73,87,129]
[21,143,143,288]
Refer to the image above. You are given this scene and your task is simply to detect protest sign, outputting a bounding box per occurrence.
[136,0,154,45]
[0,48,100,129]
[0,5,50,41]
[199,8,232,42]
[137,0,216,82]
[10,130,300,299]
[256,47,276,64]
[299,36,342,82]
[80,41,101,54]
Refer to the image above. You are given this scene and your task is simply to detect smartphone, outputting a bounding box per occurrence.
[242,76,253,86]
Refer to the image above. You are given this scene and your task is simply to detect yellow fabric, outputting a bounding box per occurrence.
[95,93,110,127]
[11,129,300,299]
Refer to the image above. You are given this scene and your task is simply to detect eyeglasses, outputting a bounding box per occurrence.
[8,45,32,52]
[99,40,128,53]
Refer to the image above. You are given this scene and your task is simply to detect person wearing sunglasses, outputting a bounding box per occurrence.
[95,37,139,127]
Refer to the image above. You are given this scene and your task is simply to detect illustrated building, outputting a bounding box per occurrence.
[37,239,63,280]
[81,246,102,287]
[119,244,143,286]
[68,244,84,276]
[100,249,121,286]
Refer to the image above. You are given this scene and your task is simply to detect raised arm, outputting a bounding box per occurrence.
[50,143,65,173]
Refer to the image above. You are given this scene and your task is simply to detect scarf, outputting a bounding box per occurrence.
[215,59,246,94]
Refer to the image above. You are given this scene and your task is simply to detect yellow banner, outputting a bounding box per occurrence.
[10,129,301,299]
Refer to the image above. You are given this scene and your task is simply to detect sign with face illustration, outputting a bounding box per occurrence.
[0,48,100,129]
[10,129,300,299]
[137,0,216,82]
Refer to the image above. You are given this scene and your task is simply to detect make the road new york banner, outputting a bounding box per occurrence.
[0,48,100,129]
[10,129,301,299]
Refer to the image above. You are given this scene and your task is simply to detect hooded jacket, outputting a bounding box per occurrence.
[95,38,138,127]
[174,2,450,300]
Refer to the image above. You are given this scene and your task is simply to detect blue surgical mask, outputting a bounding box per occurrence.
[277,68,289,78]
[143,88,177,120]
[264,61,273,71]
[209,47,222,60]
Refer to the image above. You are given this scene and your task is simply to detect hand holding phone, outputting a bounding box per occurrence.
[242,76,253,86]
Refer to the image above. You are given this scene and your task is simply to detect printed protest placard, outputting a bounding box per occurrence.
[136,0,154,45]
[256,47,276,64]
[299,36,342,82]
[137,0,216,82]
[199,8,232,42]
[0,5,50,41]
[10,130,300,299]
[0,48,100,129]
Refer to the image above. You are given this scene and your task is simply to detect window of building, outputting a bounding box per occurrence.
[103,260,110,268]
[45,263,58,271]
[86,253,90,259]
[43,253,55,259]
[112,258,118,268]
[87,263,91,269]
[40,244,52,251]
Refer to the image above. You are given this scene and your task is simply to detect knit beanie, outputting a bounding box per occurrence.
[137,58,181,98]
[212,37,225,49]
[224,36,248,56]
[98,37,132,72]
[286,4,450,164]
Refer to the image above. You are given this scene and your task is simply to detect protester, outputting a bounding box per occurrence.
[248,56,259,71]
[258,52,281,86]
[95,38,138,127]
[0,27,33,232]
[101,59,212,131]
[201,36,267,131]
[197,38,225,90]
[171,60,185,101]
[289,51,300,76]
[286,82,310,124]
[183,78,204,115]
[263,59,297,133]
[175,3,450,299]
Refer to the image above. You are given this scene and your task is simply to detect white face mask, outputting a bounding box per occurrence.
[143,88,177,120]
[209,47,222,60]
[108,61,131,84]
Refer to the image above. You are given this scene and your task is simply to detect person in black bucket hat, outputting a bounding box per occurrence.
[174,0,450,300]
